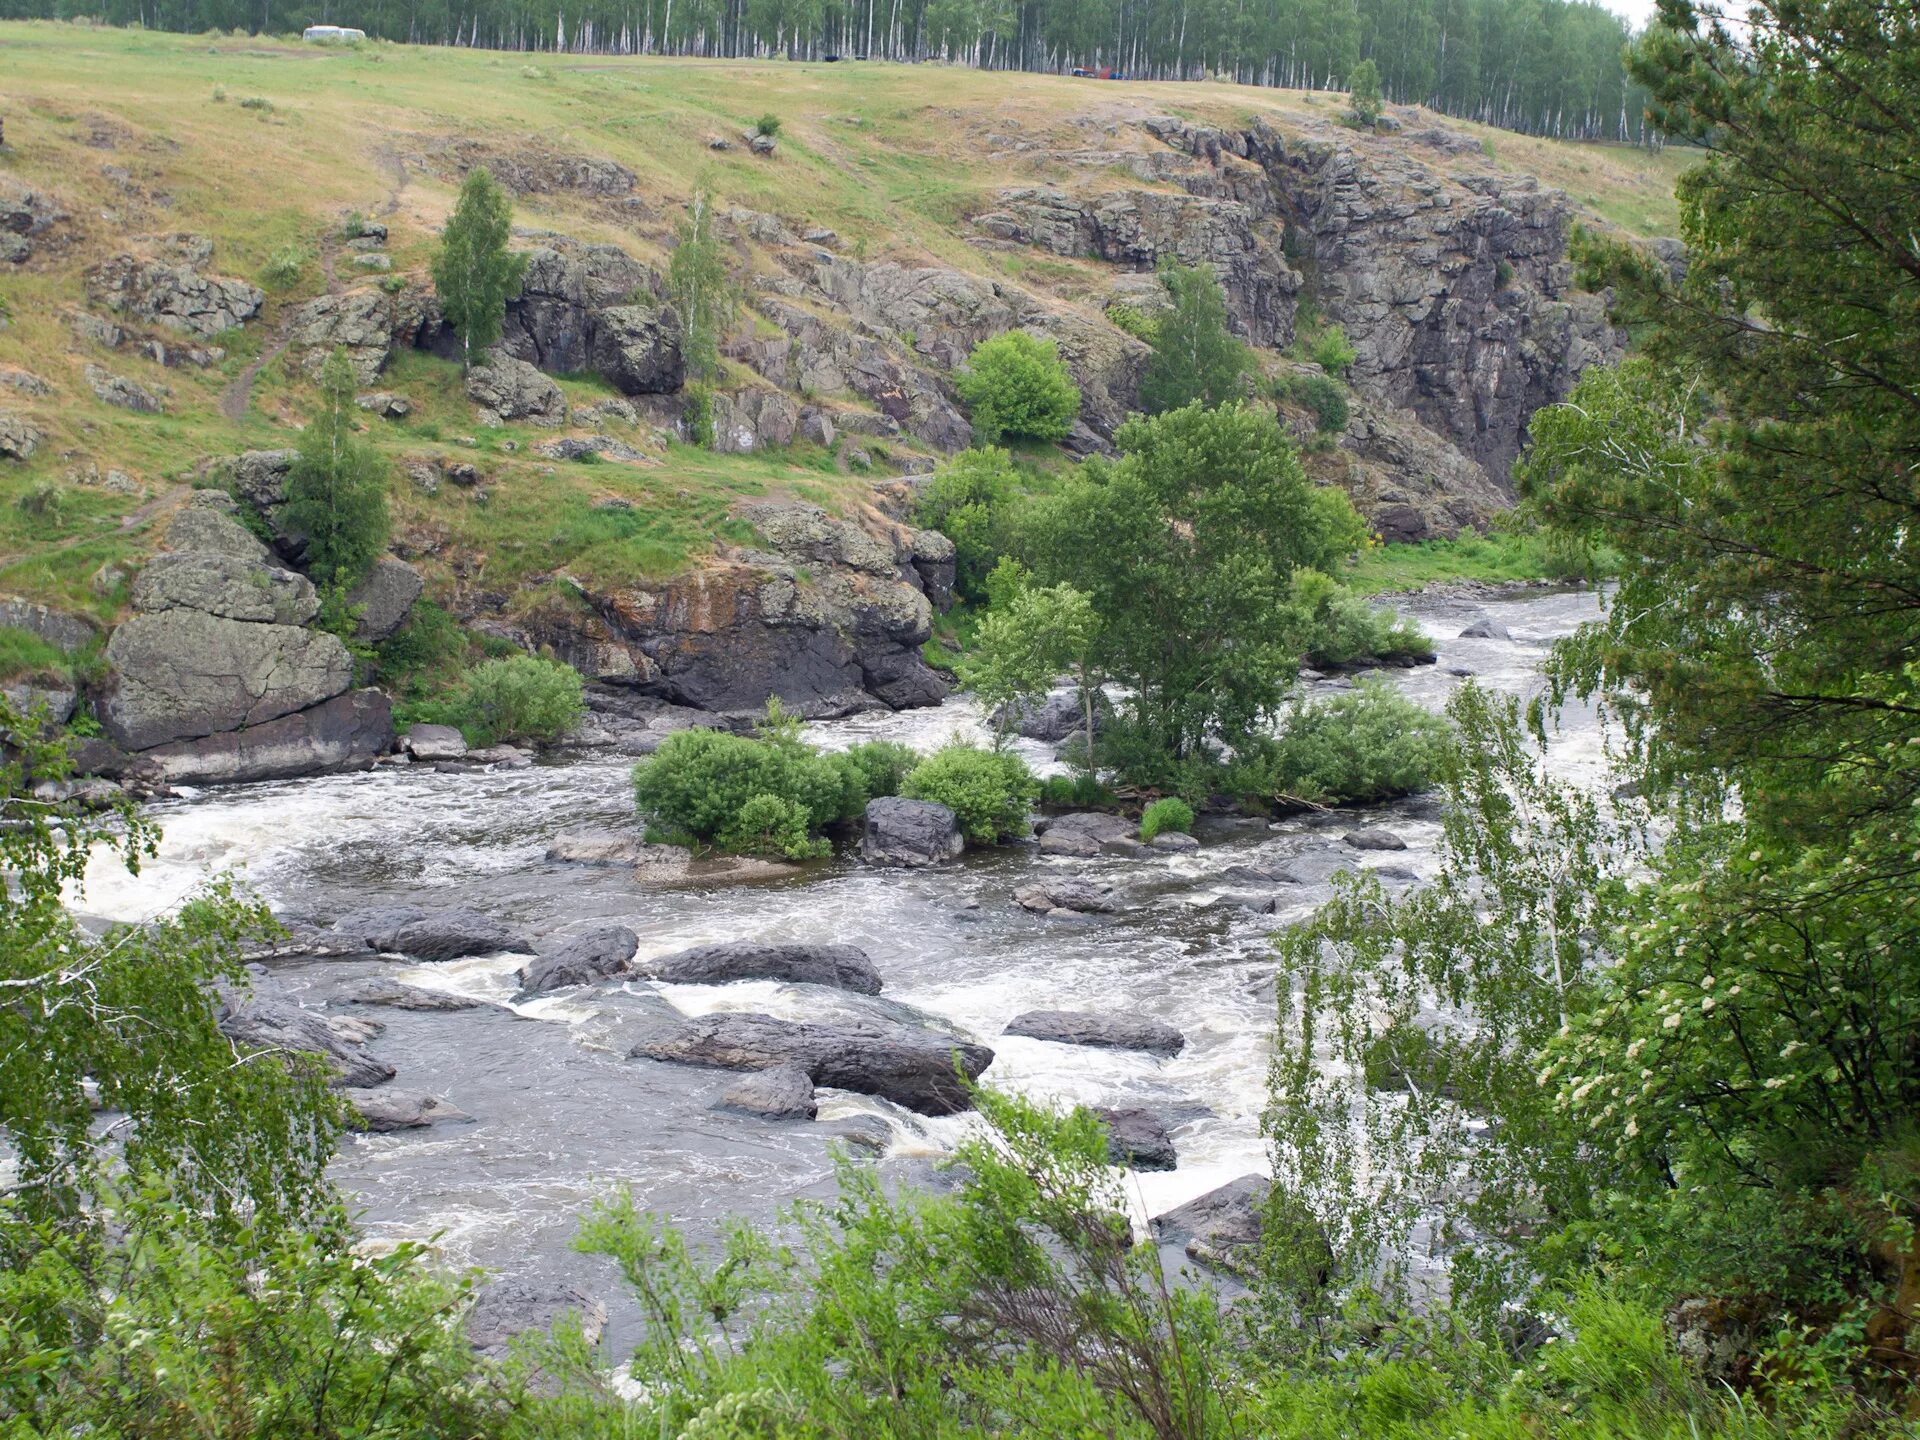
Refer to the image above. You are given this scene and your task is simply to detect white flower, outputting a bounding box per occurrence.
[1701,997,1716,1013]
[1663,1012,1683,1029]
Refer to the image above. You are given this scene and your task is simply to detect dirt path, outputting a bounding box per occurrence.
[218,151,410,425]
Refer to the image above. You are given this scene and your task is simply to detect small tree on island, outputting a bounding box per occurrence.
[283,348,390,590]
[963,571,1099,762]
[1346,58,1384,128]
[431,166,525,372]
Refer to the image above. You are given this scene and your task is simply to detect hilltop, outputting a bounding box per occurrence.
[0,23,1686,780]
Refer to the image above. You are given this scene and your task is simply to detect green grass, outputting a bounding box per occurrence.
[0,624,75,682]
[1343,528,1609,594]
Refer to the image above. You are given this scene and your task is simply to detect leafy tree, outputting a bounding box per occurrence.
[954,331,1080,445]
[915,446,1020,603]
[431,166,525,372]
[1138,261,1252,415]
[283,348,391,589]
[1346,56,1383,125]
[1022,401,1367,762]
[962,580,1098,754]
[666,189,737,384]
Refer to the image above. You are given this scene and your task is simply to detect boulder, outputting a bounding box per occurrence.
[390,908,534,962]
[466,352,566,426]
[500,241,653,374]
[131,551,319,625]
[141,688,394,785]
[344,557,423,643]
[0,598,99,653]
[1458,614,1511,641]
[356,391,412,419]
[1013,875,1118,916]
[346,1089,471,1131]
[287,289,400,381]
[328,904,429,953]
[1150,1173,1271,1272]
[341,977,484,1011]
[466,1279,607,1361]
[996,690,1104,743]
[639,941,883,995]
[1004,1009,1186,1057]
[587,303,684,394]
[1035,810,1136,858]
[516,925,640,996]
[83,248,263,337]
[719,1063,817,1120]
[860,796,964,867]
[543,828,651,866]
[1343,827,1409,852]
[1095,1106,1178,1171]
[403,723,468,761]
[99,611,356,751]
[639,1012,993,1116]
[84,363,165,413]
[0,410,40,460]
[226,449,298,513]
[164,495,271,560]
[1150,831,1200,853]
[4,682,78,725]
[217,981,394,1088]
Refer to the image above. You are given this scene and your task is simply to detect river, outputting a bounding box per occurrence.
[72,584,1607,1338]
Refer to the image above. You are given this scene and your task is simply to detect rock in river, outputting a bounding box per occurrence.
[516,925,640,996]
[1150,1173,1272,1274]
[1343,827,1409,852]
[346,1088,471,1132]
[860,796,964,867]
[391,908,534,962]
[216,978,394,1089]
[637,1012,992,1116]
[1004,1009,1186,1057]
[638,941,883,995]
[720,1063,818,1120]
[1013,875,1119,916]
[1095,1106,1178,1171]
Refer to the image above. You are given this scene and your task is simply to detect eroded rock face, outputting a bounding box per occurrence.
[467,350,566,426]
[637,1011,993,1115]
[141,688,393,785]
[0,411,41,461]
[84,245,263,338]
[345,557,423,643]
[132,550,319,625]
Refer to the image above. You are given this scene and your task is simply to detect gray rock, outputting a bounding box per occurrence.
[1458,614,1511,641]
[467,351,566,426]
[99,611,356,751]
[860,796,964,867]
[226,449,298,512]
[466,1279,606,1361]
[1343,827,1409,851]
[1150,1173,1272,1272]
[1149,831,1200,852]
[132,551,319,625]
[286,289,402,381]
[390,908,533,962]
[341,977,484,1011]
[403,723,468,761]
[637,1012,992,1116]
[516,926,640,996]
[0,410,40,460]
[587,303,684,394]
[639,941,883,995]
[543,828,651,866]
[84,363,165,413]
[345,556,422,643]
[4,682,78,725]
[719,1063,817,1120]
[996,690,1105,743]
[346,1089,471,1131]
[217,980,394,1089]
[1095,1106,1177,1170]
[141,688,394,785]
[83,248,263,336]
[164,496,270,559]
[1013,876,1118,915]
[1004,1009,1186,1057]
[1035,810,1135,858]
[748,132,777,155]
[821,1115,892,1153]
[0,598,98,654]
[329,905,429,953]
[356,391,412,418]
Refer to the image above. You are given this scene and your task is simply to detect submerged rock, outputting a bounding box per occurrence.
[719,1063,817,1120]
[639,941,883,995]
[346,1089,471,1131]
[860,796,964,867]
[341,977,485,1011]
[1343,827,1408,852]
[637,1012,992,1115]
[1004,1009,1186,1057]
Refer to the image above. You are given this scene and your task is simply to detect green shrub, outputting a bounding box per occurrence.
[445,655,584,747]
[837,739,921,801]
[1289,569,1430,666]
[1038,772,1114,808]
[1105,300,1160,344]
[954,331,1080,444]
[1307,324,1357,376]
[1138,796,1195,842]
[1243,680,1451,807]
[716,792,826,860]
[914,447,1020,603]
[901,742,1039,845]
[684,381,716,449]
[753,112,782,138]
[372,600,469,700]
[1275,371,1349,433]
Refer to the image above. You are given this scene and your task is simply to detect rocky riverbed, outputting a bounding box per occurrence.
[71,585,1607,1347]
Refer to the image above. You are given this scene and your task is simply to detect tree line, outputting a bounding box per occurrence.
[18,0,1654,142]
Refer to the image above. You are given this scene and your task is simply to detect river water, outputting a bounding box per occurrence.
[72,585,1607,1331]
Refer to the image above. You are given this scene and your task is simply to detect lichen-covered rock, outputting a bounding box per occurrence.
[861,796,965,867]
[132,551,320,626]
[287,288,405,381]
[83,247,263,337]
[344,556,422,643]
[0,598,99,654]
[164,494,270,560]
[466,351,566,426]
[501,242,650,371]
[99,611,356,750]
[84,364,165,413]
[587,303,684,394]
[140,689,390,782]
[0,411,40,460]
[0,180,64,263]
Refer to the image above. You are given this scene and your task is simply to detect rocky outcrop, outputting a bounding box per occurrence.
[467,350,566,426]
[1,180,64,264]
[287,286,438,382]
[1014,875,1120,917]
[344,557,423,644]
[0,411,40,460]
[638,941,884,995]
[84,364,165,413]
[1005,1010,1186,1057]
[141,688,393,785]
[637,1011,993,1115]
[516,926,641,996]
[131,550,318,625]
[861,796,965,867]
[1034,811,1142,859]
[84,242,263,337]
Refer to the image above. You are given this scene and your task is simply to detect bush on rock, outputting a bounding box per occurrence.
[901,742,1038,846]
[1138,796,1194,843]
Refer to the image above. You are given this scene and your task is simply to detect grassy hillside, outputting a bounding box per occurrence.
[0,23,1692,624]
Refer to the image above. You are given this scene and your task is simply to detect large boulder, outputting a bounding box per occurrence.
[163,495,270,560]
[328,904,429,953]
[389,908,533,963]
[1013,875,1119,916]
[1095,1106,1178,1171]
[861,796,964,867]
[344,557,423,644]
[995,690,1105,743]
[1034,810,1139,858]
[1343,827,1408,852]
[501,242,652,373]
[638,941,883,995]
[1004,1009,1186,1057]
[99,610,355,751]
[1150,1173,1272,1273]
[346,1089,471,1131]
[587,304,684,394]
[719,1063,817,1120]
[217,979,394,1089]
[466,351,566,426]
[131,551,319,626]
[637,1012,993,1115]
[516,925,641,996]
[84,247,263,337]
[287,289,403,381]
[141,688,393,785]
[403,723,468,761]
